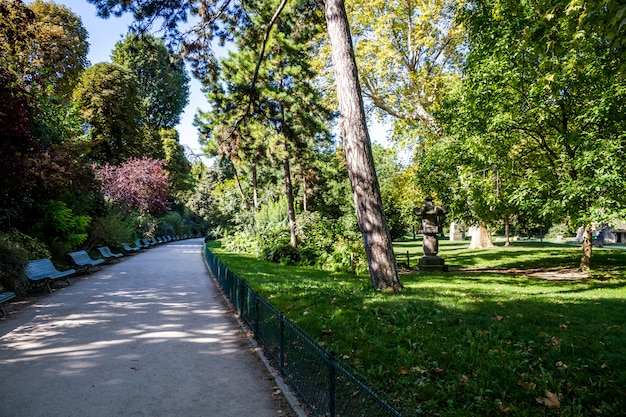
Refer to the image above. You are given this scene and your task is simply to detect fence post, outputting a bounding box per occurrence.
[279,312,285,375]
[254,297,260,336]
[327,351,336,417]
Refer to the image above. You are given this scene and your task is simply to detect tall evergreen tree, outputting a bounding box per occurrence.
[89,0,403,290]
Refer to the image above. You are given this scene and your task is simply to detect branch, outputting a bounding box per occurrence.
[247,0,289,114]
[363,88,442,136]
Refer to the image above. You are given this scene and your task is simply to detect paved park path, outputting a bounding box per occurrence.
[0,238,297,417]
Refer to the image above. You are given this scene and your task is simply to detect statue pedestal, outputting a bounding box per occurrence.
[418,255,448,272]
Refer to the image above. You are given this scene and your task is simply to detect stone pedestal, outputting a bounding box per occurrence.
[418,255,448,272]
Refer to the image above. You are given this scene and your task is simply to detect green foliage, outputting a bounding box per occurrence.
[545,223,573,240]
[160,128,192,195]
[346,0,464,138]
[157,211,184,236]
[111,33,189,129]
[28,0,89,102]
[211,240,626,416]
[84,211,136,250]
[31,200,91,258]
[0,236,29,294]
[72,62,146,164]
[0,229,49,294]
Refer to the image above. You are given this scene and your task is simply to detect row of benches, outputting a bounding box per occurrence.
[1,235,202,316]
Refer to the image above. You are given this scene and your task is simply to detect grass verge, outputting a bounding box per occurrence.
[207,239,626,416]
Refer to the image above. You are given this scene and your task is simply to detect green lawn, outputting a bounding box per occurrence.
[207,239,626,416]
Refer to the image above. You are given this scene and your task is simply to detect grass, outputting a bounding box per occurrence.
[207,239,626,416]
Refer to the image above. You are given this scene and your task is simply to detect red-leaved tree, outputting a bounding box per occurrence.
[96,157,170,215]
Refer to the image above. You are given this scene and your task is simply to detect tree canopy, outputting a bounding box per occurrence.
[111,33,190,129]
[72,62,147,164]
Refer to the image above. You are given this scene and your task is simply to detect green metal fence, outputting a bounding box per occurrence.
[204,245,405,417]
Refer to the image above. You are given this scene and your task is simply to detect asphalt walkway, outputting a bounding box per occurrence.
[0,238,297,417]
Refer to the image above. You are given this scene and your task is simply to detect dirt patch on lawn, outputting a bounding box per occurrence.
[452,267,591,281]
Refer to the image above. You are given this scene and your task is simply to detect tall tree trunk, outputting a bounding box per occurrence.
[252,164,259,211]
[580,223,592,271]
[283,147,297,248]
[468,224,495,249]
[324,0,402,291]
[504,218,511,247]
[302,172,308,212]
[230,160,250,210]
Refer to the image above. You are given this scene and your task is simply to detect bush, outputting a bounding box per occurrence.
[157,211,183,236]
[0,230,45,294]
[84,211,136,250]
[222,229,259,254]
[30,200,90,258]
[545,223,573,240]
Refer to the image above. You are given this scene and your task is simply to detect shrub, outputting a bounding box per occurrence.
[545,223,573,240]
[260,240,300,265]
[30,200,90,258]
[0,230,44,294]
[157,211,183,236]
[84,211,136,250]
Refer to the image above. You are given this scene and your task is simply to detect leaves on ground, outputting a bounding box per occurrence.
[536,390,560,409]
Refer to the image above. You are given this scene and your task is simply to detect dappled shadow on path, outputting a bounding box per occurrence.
[0,239,287,417]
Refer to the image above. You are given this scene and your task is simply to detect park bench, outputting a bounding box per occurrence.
[68,250,105,273]
[122,242,141,253]
[140,238,153,247]
[0,291,16,316]
[135,238,150,248]
[25,259,76,293]
[97,246,123,262]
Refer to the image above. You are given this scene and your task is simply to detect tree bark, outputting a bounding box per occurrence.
[302,172,308,212]
[252,164,259,211]
[324,0,402,291]
[230,160,250,210]
[283,148,297,248]
[504,218,511,247]
[468,224,495,249]
[580,223,592,271]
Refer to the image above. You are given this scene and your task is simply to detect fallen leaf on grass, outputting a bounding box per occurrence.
[536,390,560,409]
[498,403,512,413]
[517,380,536,390]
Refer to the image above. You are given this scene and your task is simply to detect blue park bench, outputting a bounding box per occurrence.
[26,259,76,293]
[96,246,123,263]
[0,291,16,316]
[122,242,141,253]
[68,250,105,272]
